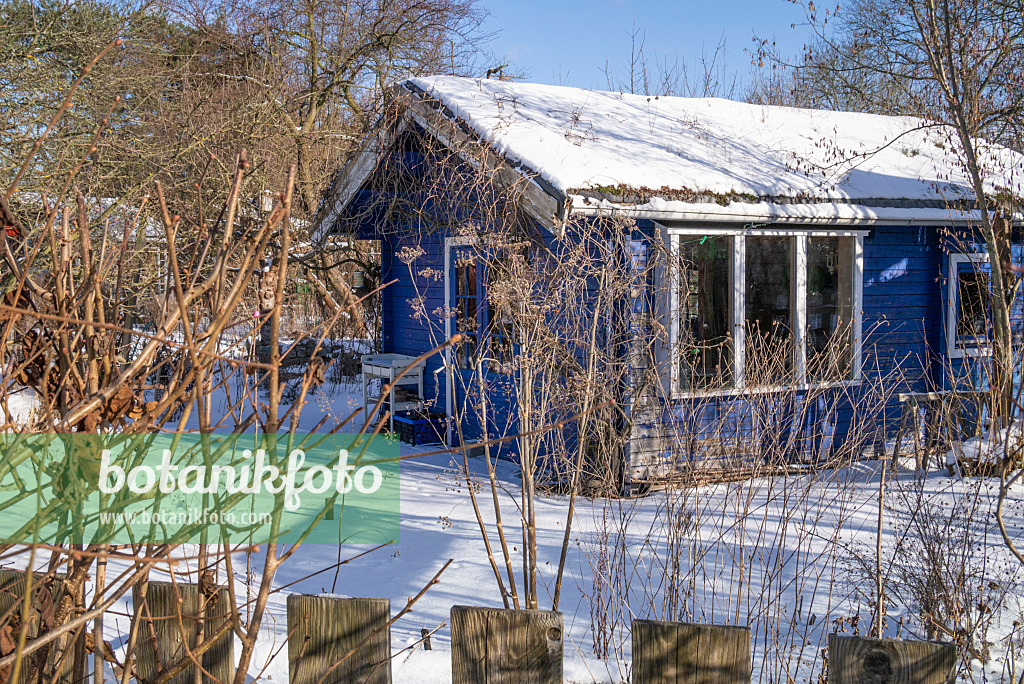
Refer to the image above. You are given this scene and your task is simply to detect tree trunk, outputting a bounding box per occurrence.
[988,209,1015,426]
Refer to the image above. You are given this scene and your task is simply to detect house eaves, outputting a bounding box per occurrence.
[570,194,1012,227]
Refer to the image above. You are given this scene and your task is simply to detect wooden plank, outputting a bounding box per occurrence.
[696,623,751,684]
[828,634,955,684]
[287,595,391,684]
[450,605,488,683]
[631,620,750,684]
[450,605,562,684]
[132,581,234,684]
[632,619,681,682]
[0,570,80,684]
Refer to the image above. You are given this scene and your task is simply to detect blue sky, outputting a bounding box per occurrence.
[475,0,814,92]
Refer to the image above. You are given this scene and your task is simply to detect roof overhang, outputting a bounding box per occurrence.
[571,196,1016,227]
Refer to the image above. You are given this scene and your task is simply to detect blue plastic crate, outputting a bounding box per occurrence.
[393,412,446,446]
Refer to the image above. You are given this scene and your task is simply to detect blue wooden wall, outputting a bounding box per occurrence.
[857,223,944,438]
[371,221,957,463]
[380,228,449,414]
[331,129,1006,468]
[634,223,950,470]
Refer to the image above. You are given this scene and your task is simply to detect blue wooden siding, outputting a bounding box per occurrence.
[332,132,1009,469]
[379,218,957,464]
[629,224,950,473]
[858,224,944,438]
[371,212,967,466]
[340,131,529,453]
[380,228,449,413]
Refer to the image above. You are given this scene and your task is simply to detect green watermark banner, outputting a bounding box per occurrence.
[0,433,400,545]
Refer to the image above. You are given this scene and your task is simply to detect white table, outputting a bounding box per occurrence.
[361,353,425,433]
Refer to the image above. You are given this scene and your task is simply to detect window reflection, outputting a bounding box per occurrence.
[956,269,990,346]
[678,235,733,389]
[745,236,794,385]
[807,237,854,381]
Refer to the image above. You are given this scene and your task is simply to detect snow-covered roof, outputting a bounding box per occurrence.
[313,76,1024,240]
[407,77,1023,214]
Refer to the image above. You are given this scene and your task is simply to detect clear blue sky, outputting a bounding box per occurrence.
[476,0,814,92]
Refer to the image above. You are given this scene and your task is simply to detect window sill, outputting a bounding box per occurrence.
[671,378,862,401]
[948,346,992,359]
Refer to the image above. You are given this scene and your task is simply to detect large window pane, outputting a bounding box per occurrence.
[807,237,855,381]
[745,236,794,385]
[678,235,733,390]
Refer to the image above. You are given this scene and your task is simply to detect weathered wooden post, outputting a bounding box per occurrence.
[0,570,80,684]
[450,605,562,684]
[631,620,750,683]
[828,634,955,684]
[132,581,234,684]
[287,595,391,684]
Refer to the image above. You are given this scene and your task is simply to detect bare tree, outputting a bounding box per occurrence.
[758,0,1024,424]
[164,0,492,215]
[603,25,739,99]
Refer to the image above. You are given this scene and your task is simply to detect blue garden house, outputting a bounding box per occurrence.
[313,76,1023,488]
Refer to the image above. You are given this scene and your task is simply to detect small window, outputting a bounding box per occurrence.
[942,252,991,358]
[453,255,478,369]
[669,229,863,394]
[957,271,990,343]
[485,258,517,374]
[948,254,991,356]
[454,250,521,374]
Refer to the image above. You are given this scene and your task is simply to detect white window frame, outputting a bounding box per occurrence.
[444,236,477,445]
[667,226,864,398]
[946,251,992,359]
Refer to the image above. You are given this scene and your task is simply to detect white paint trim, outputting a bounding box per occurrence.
[946,251,993,359]
[795,235,808,382]
[661,224,871,237]
[733,234,746,388]
[853,235,864,380]
[671,379,863,400]
[668,234,681,398]
[667,230,863,395]
[653,224,672,398]
[580,201,999,227]
[444,236,476,446]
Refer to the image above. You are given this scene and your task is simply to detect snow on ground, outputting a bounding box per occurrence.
[405,76,1024,206]
[3,386,40,427]
[10,369,1024,682]
[95,449,1024,682]
[168,337,368,432]
[946,426,1023,467]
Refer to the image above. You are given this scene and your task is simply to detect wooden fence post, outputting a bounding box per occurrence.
[0,570,81,684]
[828,634,955,684]
[631,620,750,683]
[287,595,391,684]
[450,605,562,684]
[132,581,234,684]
